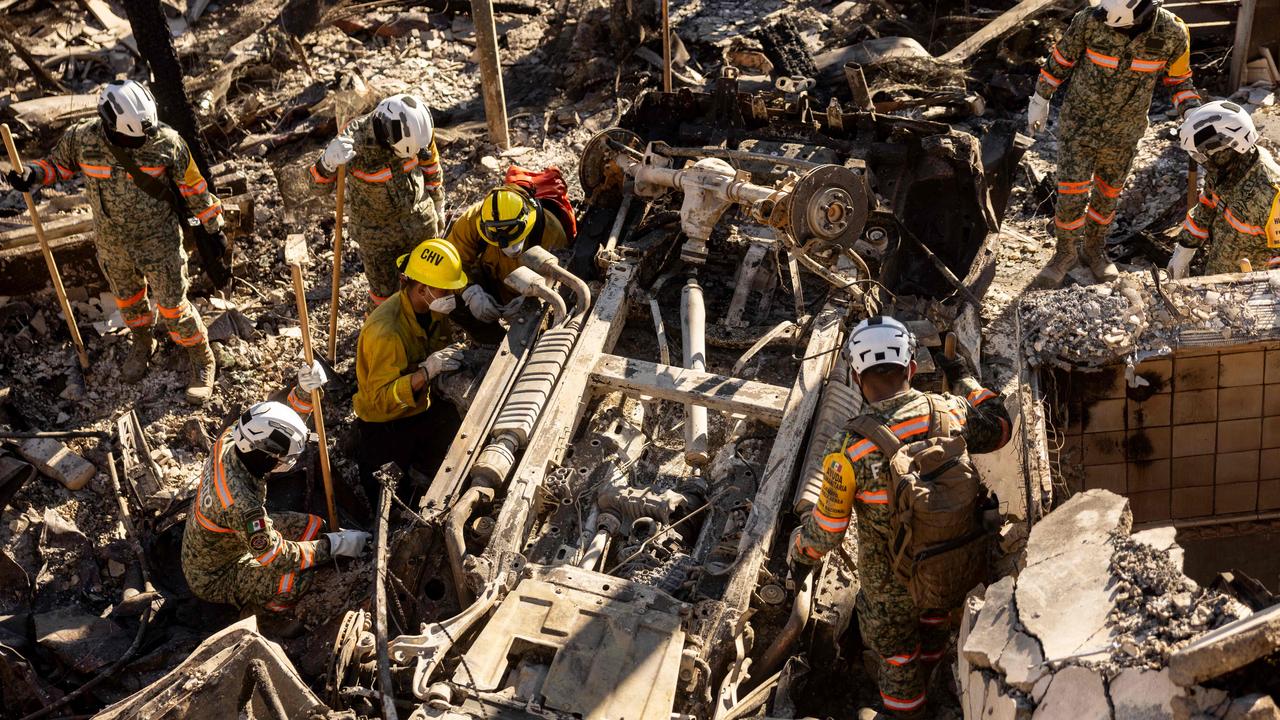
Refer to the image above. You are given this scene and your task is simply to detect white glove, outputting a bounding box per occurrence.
[420,346,465,380]
[321,136,356,172]
[297,360,328,393]
[326,529,371,558]
[499,296,525,320]
[1167,244,1196,280]
[1027,95,1050,136]
[463,284,501,323]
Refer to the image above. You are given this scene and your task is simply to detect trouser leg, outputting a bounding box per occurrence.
[858,539,926,717]
[354,223,422,306]
[146,244,208,350]
[97,240,154,330]
[1080,140,1139,280]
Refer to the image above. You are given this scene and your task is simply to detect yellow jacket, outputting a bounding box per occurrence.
[446,191,569,301]
[353,290,452,423]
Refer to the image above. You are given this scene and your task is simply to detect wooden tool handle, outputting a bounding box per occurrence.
[287,234,338,530]
[943,332,957,360]
[327,166,346,363]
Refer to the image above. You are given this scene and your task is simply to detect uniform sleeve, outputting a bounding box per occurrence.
[309,120,358,195]
[950,377,1012,454]
[358,327,428,418]
[286,384,317,418]
[1036,11,1087,99]
[27,127,80,188]
[796,432,857,563]
[1178,176,1218,249]
[171,136,224,232]
[232,485,331,574]
[446,203,485,278]
[1163,16,1202,115]
[1265,187,1280,253]
[419,138,444,211]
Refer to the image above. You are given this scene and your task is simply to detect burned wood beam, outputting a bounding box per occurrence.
[590,354,789,425]
[0,19,68,93]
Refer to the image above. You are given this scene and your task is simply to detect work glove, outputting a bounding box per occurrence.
[1027,95,1050,136]
[787,527,817,568]
[934,350,969,386]
[204,228,228,255]
[5,165,38,193]
[1167,243,1197,280]
[462,284,502,323]
[297,359,328,393]
[499,296,525,320]
[420,345,465,380]
[320,135,356,173]
[326,529,371,558]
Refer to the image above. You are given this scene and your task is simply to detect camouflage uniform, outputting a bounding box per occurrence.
[25,118,223,348]
[446,186,569,302]
[311,114,445,304]
[1177,146,1280,274]
[794,378,1011,716]
[180,386,331,611]
[1036,7,1201,260]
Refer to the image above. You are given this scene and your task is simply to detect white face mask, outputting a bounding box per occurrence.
[501,240,525,258]
[429,293,457,314]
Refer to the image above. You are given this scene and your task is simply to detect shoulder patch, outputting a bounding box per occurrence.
[821,451,856,495]
[248,532,270,552]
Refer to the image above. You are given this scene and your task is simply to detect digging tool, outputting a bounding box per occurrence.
[1,123,89,369]
[942,332,957,393]
[326,162,346,363]
[285,233,340,531]
[1186,158,1198,214]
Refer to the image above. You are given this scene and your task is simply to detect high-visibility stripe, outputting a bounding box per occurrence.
[255,537,283,566]
[369,291,389,305]
[33,159,55,185]
[1182,212,1209,239]
[213,432,234,508]
[855,490,889,504]
[157,302,186,319]
[170,330,206,347]
[1085,48,1119,69]
[54,163,75,181]
[812,508,849,532]
[1087,207,1116,225]
[795,534,823,560]
[1039,69,1062,87]
[1173,90,1200,106]
[421,162,441,174]
[139,165,165,178]
[1130,57,1166,73]
[1164,72,1192,86]
[115,287,148,308]
[300,544,314,570]
[890,416,930,440]
[882,691,926,711]
[1051,45,1074,67]
[178,179,207,196]
[277,572,296,596]
[884,646,920,666]
[125,313,153,328]
[310,164,335,185]
[193,506,234,533]
[79,162,111,179]
[948,408,967,427]
[1093,175,1122,199]
[195,203,223,223]
[847,438,877,461]
[264,600,292,612]
[424,180,443,189]
[921,649,946,662]
[1056,215,1086,231]
[402,158,419,172]
[351,167,393,183]
[920,613,948,625]
[1058,179,1092,194]
[302,514,322,541]
[1199,193,1218,209]
[287,387,313,414]
[968,387,997,406]
[1224,208,1263,235]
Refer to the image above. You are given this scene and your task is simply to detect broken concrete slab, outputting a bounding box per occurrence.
[1224,694,1280,720]
[1109,667,1181,720]
[34,608,132,673]
[983,674,1031,720]
[958,588,983,682]
[1017,490,1130,662]
[1169,602,1280,687]
[1031,665,1109,720]
[963,575,1017,670]
[998,628,1046,693]
[1131,526,1185,574]
[18,437,96,490]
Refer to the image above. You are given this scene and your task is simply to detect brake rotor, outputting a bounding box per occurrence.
[784,164,869,249]
[328,609,368,706]
[579,128,644,204]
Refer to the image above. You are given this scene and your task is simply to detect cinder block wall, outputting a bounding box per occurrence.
[1051,344,1280,524]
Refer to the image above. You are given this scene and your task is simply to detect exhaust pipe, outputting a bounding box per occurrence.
[682,277,709,466]
[505,267,567,325]
[445,485,494,605]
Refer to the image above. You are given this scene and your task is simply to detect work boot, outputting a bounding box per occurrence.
[1030,248,1078,290]
[1080,238,1119,282]
[857,707,926,720]
[185,339,217,405]
[120,327,157,382]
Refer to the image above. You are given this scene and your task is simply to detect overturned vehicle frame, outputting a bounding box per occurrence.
[368,74,1027,720]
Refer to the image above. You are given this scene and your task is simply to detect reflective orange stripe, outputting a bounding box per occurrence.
[1039,69,1062,87]
[310,164,335,185]
[847,438,877,461]
[1173,90,1200,105]
[125,313,153,328]
[1058,179,1092,194]
[1164,72,1192,86]
[194,506,234,533]
[351,167,392,183]
[277,572,295,596]
[421,162,441,174]
[369,291,389,305]
[1225,208,1263,235]
[1130,57,1166,73]
[402,158,419,172]
[968,387,997,406]
[213,432,234,508]
[884,646,920,666]
[33,159,55,185]
[302,515,322,541]
[287,387,313,413]
[178,179,207,196]
[1093,175,1122,198]
[195,203,223,223]
[300,544,314,570]
[157,302,186,319]
[882,692,926,711]
[1199,193,1218,209]
[812,508,849,532]
[1085,48,1119,68]
[855,490,889,504]
[889,415,930,440]
[920,613,948,625]
[1051,45,1074,67]
[78,161,111,178]
[255,537,283,566]
[139,165,165,178]
[1056,215,1086,231]
[115,287,148,308]
[264,600,292,612]
[54,163,75,181]
[170,330,206,347]
[1087,207,1116,225]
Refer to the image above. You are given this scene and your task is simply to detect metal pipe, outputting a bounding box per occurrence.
[578,529,610,570]
[604,189,635,253]
[237,659,290,720]
[681,277,709,466]
[374,481,399,720]
[445,485,494,605]
[0,430,110,439]
[661,0,671,92]
[753,570,814,681]
[649,143,823,172]
[505,266,568,324]
[521,245,592,318]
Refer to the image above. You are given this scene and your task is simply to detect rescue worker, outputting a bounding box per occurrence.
[353,238,467,499]
[447,185,570,323]
[1167,100,1280,277]
[5,80,224,403]
[790,316,1011,719]
[311,93,444,305]
[1027,0,1203,288]
[181,362,371,613]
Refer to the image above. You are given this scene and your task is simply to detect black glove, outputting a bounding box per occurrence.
[205,229,229,257]
[935,351,968,386]
[5,167,37,193]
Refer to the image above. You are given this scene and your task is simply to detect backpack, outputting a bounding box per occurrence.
[847,395,996,609]
[504,165,578,240]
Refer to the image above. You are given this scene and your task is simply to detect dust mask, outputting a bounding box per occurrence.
[501,240,525,258]
[429,293,457,314]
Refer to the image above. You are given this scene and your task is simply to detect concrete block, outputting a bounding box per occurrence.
[1171,424,1217,458]
[1031,674,1052,704]
[1132,526,1184,572]
[1171,455,1215,488]
[1084,399,1126,433]
[1128,393,1170,428]
[17,438,96,490]
[1024,489,1130,567]
[1031,666,1109,720]
[1174,354,1218,391]
[1219,351,1265,388]
[997,629,1046,693]
[1219,386,1263,421]
[1214,481,1258,515]
[958,589,984,684]
[1172,686,1230,720]
[1109,667,1181,720]
[1173,389,1218,424]
[1172,486,1214,519]
[962,576,1016,670]
[1170,603,1280,686]
[983,675,1032,720]
[1217,419,1262,453]
[1216,452,1260,486]
[1223,694,1280,720]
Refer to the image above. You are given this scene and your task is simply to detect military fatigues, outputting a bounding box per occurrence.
[795,379,1011,716]
[181,387,331,612]
[1036,8,1201,260]
[1178,147,1280,274]
[311,115,445,304]
[26,119,223,348]
[446,187,569,302]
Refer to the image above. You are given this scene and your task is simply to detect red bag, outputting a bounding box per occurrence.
[504,165,577,239]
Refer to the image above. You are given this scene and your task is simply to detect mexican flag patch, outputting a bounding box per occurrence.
[247,517,267,534]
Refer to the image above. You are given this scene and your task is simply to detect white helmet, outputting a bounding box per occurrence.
[373,94,434,159]
[1179,101,1259,164]
[98,80,158,138]
[230,401,309,474]
[843,315,917,376]
[1096,0,1159,28]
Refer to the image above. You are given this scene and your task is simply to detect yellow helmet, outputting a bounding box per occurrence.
[478,187,536,248]
[397,239,468,289]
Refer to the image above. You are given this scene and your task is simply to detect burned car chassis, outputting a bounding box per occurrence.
[372,75,1023,720]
